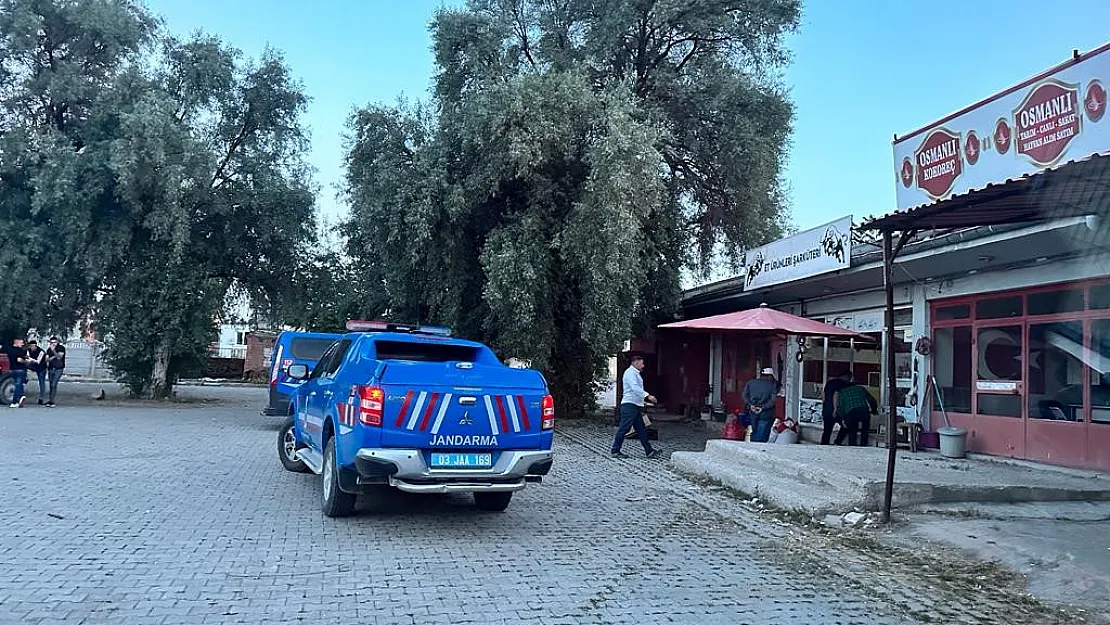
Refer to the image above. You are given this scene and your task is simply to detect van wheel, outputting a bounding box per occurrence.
[474,491,513,512]
[0,376,12,406]
[322,437,357,517]
[278,417,309,473]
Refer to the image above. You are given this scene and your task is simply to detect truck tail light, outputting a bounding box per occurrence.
[541,395,555,430]
[358,386,384,427]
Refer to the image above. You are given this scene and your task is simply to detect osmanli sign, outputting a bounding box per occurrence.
[893,42,1110,211]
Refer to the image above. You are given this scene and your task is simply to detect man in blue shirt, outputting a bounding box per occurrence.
[611,355,662,458]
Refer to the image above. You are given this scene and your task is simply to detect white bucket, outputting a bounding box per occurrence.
[937,426,968,459]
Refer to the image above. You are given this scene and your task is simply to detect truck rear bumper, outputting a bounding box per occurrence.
[354,448,553,491]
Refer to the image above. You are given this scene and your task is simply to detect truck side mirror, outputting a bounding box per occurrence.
[287,364,309,380]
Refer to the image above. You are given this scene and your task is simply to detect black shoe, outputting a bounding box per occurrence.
[45,402,55,408]
[646,449,663,459]
[610,451,628,458]
[37,399,44,405]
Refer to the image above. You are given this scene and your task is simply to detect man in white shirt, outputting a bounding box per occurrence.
[611,355,662,458]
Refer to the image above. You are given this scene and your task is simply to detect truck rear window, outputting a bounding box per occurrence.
[289,338,336,361]
[374,340,480,363]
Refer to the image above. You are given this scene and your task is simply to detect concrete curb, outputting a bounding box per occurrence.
[672,441,1110,515]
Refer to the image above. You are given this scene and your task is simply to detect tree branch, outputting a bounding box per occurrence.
[211,106,254,189]
[512,0,537,69]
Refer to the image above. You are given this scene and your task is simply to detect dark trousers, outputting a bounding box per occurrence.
[47,368,63,403]
[751,412,775,443]
[32,369,46,402]
[612,403,653,455]
[821,417,839,445]
[10,370,26,404]
[842,408,872,446]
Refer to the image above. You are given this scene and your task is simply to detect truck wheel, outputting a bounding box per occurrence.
[278,417,309,473]
[322,437,357,517]
[474,491,513,512]
[0,376,12,406]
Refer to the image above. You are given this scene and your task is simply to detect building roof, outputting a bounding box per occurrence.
[862,153,1110,232]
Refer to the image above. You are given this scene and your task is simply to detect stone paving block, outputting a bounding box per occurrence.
[0,389,1073,625]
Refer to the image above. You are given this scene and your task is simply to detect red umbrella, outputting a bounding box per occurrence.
[658,303,871,339]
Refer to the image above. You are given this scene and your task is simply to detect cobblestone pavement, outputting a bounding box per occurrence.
[0,388,1080,625]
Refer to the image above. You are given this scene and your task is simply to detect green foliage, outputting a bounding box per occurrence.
[0,0,318,398]
[345,0,798,416]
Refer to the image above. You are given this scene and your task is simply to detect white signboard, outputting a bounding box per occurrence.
[894,43,1110,211]
[742,216,852,290]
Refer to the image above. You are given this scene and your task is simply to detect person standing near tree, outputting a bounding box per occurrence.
[44,337,66,407]
[4,337,29,408]
[611,355,662,459]
[25,339,47,405]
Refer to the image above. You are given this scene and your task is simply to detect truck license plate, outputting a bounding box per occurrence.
[430,453,493,469]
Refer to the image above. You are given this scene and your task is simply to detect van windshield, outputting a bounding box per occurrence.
[374,340,481,363]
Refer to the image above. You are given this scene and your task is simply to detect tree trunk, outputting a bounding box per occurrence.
[148,340,173,400]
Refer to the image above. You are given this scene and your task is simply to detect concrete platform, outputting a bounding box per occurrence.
[670,440,1110,515]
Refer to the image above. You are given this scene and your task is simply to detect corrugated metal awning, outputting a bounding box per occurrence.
[862,154,1110,232]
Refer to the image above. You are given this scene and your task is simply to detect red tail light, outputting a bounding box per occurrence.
[358,386,384,427]
[541,395,555,430]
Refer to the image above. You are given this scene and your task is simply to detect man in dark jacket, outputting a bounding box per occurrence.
[743,368,780,442]
[25,339,47,405]
[821,371,853,445]
[45,336,66,407]
[4,337,28,408]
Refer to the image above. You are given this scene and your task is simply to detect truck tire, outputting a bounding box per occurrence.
[278,416,310,473]
[474,491,513,512]
[322,437,357,517]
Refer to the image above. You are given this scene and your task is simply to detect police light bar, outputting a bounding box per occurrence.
[345,320,453,336]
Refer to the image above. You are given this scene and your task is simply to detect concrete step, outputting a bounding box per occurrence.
[670,450,868,516]
[703,439,870,493]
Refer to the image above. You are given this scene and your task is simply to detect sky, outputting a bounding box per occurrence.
[144,0,1110,232]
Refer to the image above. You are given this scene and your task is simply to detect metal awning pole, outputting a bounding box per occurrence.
[881,230,898,524]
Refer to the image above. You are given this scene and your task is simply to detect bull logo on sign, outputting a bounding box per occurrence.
[822,226,847,263]
[745,251,765,287]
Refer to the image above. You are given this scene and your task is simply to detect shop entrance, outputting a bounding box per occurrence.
[930,280,1110,470]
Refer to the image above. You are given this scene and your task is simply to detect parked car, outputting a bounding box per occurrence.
[277,321,555,516]
[261,330,342,416]
[0,353,10,406]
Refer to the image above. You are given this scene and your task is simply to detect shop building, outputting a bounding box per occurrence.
[649,43,1110,471]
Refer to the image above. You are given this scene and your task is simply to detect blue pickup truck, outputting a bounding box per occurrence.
[277,322,555,516]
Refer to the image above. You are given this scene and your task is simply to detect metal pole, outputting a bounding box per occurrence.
[881,230,899,524]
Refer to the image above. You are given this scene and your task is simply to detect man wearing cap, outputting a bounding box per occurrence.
[743,368,780,442]
[611,355,662,459]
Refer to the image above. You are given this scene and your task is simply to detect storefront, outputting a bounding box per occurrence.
[927,278,1110,468]
[860,42,1110,471]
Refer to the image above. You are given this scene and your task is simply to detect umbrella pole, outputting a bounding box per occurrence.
[881,231,898,524]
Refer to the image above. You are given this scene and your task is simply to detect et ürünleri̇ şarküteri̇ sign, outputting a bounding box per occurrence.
[743,216,852,290]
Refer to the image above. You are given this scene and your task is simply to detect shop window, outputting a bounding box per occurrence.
[976,296,1022,320]
[935,304,970,321]
[932,326,972,413]
[978,395,1023,418]
[1026,289,1084,316]
[1028,322,1085,421]
[1091,319,1110,425]
[977,325,1022,418]
[801,337,826,400]
[1090,284,1110,310]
